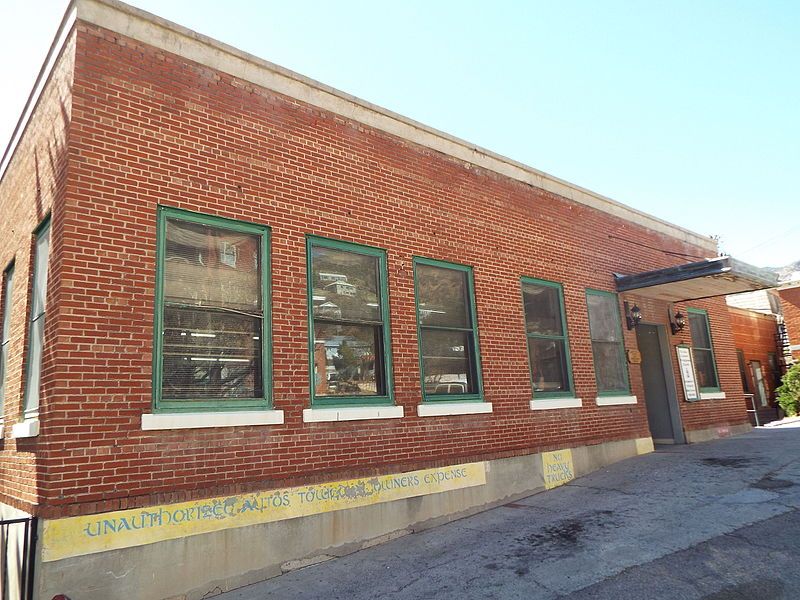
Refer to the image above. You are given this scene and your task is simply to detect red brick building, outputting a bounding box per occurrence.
[0,1,778,598]
[727,306,782,424]
[777,284,800,362]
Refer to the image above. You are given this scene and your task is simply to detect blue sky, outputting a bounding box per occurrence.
[1,1,797,267]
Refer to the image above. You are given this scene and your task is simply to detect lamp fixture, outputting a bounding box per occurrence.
[624,301,642,330]
[669,305,686,335]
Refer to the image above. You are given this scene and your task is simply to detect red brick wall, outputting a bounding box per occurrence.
[0,22,749,518]
[728,307,781,403]
[778,287,800,361]
[0,30,75,512]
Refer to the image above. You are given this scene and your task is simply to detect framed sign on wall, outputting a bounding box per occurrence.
[676,345,700,401]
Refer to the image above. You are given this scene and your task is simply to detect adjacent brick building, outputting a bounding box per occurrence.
[0,1,778,598]
[727,306,782,424]
[777,284,800,362]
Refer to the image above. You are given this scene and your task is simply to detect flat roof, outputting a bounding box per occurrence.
[1,0,718,253]
[615,256,778,302]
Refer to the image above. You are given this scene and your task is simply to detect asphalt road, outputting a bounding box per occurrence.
[219,421,800,600]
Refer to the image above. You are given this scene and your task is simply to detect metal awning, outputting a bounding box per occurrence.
[614,256,778,302]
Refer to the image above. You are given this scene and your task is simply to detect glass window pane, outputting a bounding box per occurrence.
[522,282,563,336]
[2,266,13,341]
[0,346,6,408]
[310,246,380,322]
[30,223,50,318]
[24,316,45,414]
[164,218,261,313]
[592,340,627,393]
[689,312,711,349]
[0,267,11,409]
[421,329,475,395]
[587,294,621,342]
[313,322,382,396]
[417,265,469,328]
[693,348,718,389]
[528,338,569,393]
[162,307,262,400]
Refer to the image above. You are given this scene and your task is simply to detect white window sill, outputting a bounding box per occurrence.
[11,419,40,438]
[595,395,637,406]
[142,410,284,431]
[417,402,493,417]
[530,397,582,410]
[303,406,404,423]
[0,422,4,438]
[700,391,726,400]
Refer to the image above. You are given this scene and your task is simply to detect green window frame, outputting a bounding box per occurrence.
[306,236,394,407]
[413,257,483,403]
[521,277,574,398]
[0,261,15,415]
[585,289,630,396]
[687,308,720,393]
[22,217,51,419]
[153,206,272,412]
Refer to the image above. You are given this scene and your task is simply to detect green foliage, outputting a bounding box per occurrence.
[776,363,800,417]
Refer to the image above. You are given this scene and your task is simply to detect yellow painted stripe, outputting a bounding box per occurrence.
[42,462,486,562]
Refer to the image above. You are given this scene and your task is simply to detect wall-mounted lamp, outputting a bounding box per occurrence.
[669,306,686,335]
[624,301,642,330]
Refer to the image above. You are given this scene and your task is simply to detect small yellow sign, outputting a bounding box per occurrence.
[542,449,575,489]
[42,462,486,563]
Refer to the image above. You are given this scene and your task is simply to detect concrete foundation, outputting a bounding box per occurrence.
[684,422,752,444]
[35,436,652,600]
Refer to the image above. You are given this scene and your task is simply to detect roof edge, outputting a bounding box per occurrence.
[0,3,77,183]
[5,0,718,252]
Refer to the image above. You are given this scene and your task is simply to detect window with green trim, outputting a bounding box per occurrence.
[307,237,392,406]
[154,207,271,411]
[521,278,573,397]
[414,258,482,401]
[688,308,720,392]
[586,289,629,395]
[0,262,14,414]
[23,218,51,418]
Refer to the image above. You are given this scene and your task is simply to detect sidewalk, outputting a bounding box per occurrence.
[761,414,800,428]
[217,425,800,599]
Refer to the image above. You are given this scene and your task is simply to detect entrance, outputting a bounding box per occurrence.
[637,324,684,444]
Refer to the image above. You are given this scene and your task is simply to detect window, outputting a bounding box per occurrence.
[153,207,271,412]
[521,278,573,397]
[750,360,767,407]
[586,290,629,395]
[23,218,51,418]
[307,237,393,406]
[414,258,482,401]
[688,308,720,392]
[0,262,14,414]
[736,349,750,393]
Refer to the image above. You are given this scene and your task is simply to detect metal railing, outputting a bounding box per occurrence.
[1,516,37,600]
[744,393,760,427]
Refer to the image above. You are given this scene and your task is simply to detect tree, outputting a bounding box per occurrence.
[776,363,800,417]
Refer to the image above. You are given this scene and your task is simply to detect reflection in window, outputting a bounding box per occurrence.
[156,210,268,408]
[309,241,389,400]
[688,309,719,391]
[415,260,481,398]
[586,290,628,394]
[23,219,51,417]
[522,279,572,396]
[0,263,14,413]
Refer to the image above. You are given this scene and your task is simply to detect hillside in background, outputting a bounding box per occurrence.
[767,259,800,283]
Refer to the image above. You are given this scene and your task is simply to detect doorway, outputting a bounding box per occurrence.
[750,361,768,407]
[637,324,685,444]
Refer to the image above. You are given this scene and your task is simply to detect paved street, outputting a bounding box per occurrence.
[220,422,800,600]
